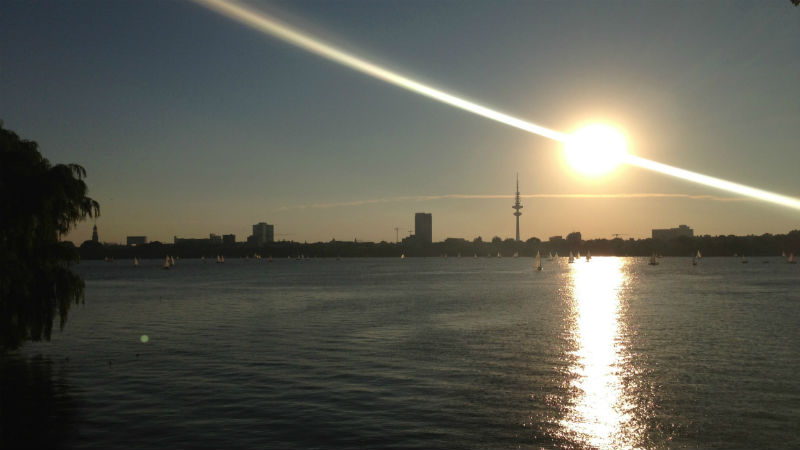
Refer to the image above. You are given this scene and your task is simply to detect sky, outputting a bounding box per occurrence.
[2,0,799,244]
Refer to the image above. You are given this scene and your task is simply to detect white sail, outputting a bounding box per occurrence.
[586,251,591,262]
[649,253,658,265]
[535,251,542,271]
[554,252,559,258]
[162,256,170,269]
[133,257,139,266]
[568,251,574,263]
[789,253,796,263]
[696,250,702,259]
[400,253,405,259]
[170,256,175,266]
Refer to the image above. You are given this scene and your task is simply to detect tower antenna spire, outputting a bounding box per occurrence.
[512,173,523,242]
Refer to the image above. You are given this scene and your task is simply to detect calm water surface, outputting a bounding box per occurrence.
[4,257,799,449]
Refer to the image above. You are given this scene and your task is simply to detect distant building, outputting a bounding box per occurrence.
[566,231,582,243]
[92,225,99,243]
[415,213,432,245]
[126,236,147,246]
[652,224,694,240]
[222,234,235,245]
[250,222,275,245]
[512,174,523,241]
[549,235,564,243]
[209,233,222,244]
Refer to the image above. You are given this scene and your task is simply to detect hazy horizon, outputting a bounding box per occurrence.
[2,1,798,244]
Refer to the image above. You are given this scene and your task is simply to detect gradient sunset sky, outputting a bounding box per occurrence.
[2,1,798,244]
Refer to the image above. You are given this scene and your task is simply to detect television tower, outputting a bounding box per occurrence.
[512,173,523,241]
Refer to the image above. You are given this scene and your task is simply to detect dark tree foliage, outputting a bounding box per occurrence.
[0,123,99,351]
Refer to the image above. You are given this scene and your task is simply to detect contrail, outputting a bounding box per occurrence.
[279,193,746,211]
[194,0,800,211]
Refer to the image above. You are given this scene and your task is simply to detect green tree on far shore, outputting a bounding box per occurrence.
[1,122,99,351]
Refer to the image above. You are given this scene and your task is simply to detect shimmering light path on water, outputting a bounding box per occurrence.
[5,257,800,449]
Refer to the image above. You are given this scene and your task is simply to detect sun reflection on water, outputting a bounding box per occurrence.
[561,257,637,449]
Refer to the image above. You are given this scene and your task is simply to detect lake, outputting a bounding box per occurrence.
[4,256,799,449]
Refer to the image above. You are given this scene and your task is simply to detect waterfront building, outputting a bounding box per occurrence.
[652,225,694,240]
[126,236,147,246]
[414,213,432,245]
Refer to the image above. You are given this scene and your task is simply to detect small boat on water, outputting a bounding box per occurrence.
[693,250,701,266]
[568,251,574,264]
[788,253,796,264]
[513,252,519,258]
[169,256,175,267]
[586,251,591,262]
[134,257,139,267]
[649,253,659,265]
[216,255,224,264]
[547,252,554,261]
[576,251,581,260]
[741,256,749,264]
[400,253,405,259]
[535,251,542,271]
[162,256,170,270]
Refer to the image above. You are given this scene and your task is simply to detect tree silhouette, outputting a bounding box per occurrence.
[1,122,99,351]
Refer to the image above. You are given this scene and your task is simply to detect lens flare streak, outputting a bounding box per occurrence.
[194,0,800,212]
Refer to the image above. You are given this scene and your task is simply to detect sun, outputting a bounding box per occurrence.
[563,124,628,176]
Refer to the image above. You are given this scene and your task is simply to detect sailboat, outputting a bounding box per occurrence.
[169,255,175,267]
[268,255,273,262]
[741,255,749,264]
[782,251,786,258]
[568,251,574,264]
[216,254,224,264]
[649,253,659,265]
[576,251,581,260]
[535,251,542,271]
[473,253,478,258]
[788,253,796,264]
[400,253,405,259]
[201,255,206,262]
[692,252,698,266]
[554,251,559,258]
[162,256,170,270]
[513,251,519,258]
[586,251,591,262]
[696,250,702,259]
[497,251,502,258]
[547,252,554,261]
[133,257,139,267]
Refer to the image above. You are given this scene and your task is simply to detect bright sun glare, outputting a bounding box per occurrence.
[564,124,628,176]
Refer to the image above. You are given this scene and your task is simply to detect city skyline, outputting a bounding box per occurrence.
[2,1,798,244]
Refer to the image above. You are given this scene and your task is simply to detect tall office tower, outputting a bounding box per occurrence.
[414,213,432,245]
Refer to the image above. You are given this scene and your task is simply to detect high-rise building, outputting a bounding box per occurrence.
[512,173,523,241]
[652,225,693,240]
[92,225,99,243]
[251,222,275,245]
[415,213,432,245]
[222,234,235,245]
